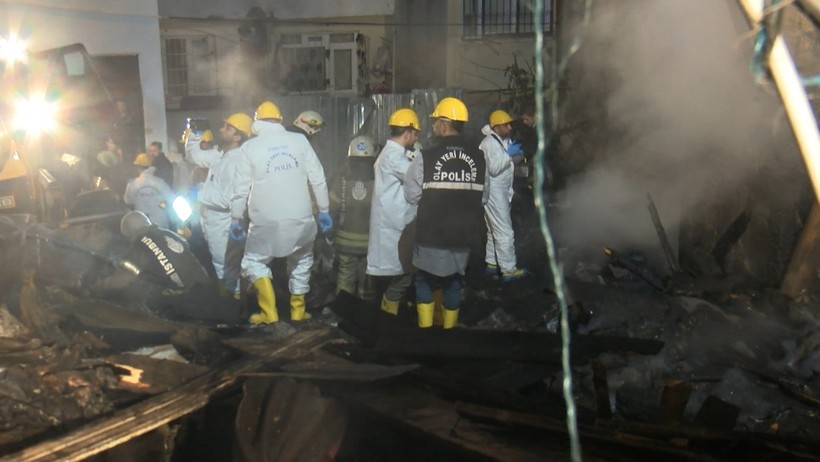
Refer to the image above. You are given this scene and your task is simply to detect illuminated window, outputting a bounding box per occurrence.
[463,0,555,39]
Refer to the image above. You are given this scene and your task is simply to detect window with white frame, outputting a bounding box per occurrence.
[161,36,218,97]
[463,0,554,39]
[278,33,358,94]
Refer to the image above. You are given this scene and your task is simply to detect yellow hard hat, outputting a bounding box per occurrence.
[430,97,468,122]
[255,101,282,121]
[133,152,152,167]
[388,108,420,130]
[201,129,214,143]
[224,113,253,137]
[489,110,513,127]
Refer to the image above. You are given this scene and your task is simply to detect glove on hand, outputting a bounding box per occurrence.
[317,211,333,234]
[507,141,524,157]
[229,220,246,241]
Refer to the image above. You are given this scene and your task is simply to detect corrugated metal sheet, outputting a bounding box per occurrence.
[167,88,465,179]
[272,88,462,177]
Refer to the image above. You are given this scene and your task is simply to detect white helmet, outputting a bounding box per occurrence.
[120,211,152,241]
[293,110,324,136]
[347,135,376,158]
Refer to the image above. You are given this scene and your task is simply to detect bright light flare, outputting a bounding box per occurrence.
[13,96,57,135]
[171,195,193,223]
[0,35,27,66]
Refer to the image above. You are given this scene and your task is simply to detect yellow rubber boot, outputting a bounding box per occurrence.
[380,295,399,315]
[432,289,444,326]
[249,277,279,325]
[443,308,459,330]
[417,302,434,328]
[290,293,311,321]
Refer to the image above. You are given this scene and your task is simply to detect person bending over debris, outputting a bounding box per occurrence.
[94,211,239,324]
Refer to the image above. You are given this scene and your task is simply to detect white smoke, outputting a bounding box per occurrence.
[553,0,799,269]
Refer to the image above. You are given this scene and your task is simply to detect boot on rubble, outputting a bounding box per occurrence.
[442,307,459,329]
[417,302,434,328]
[380,294,400,315]
[290,293,311,321]
[249,277,279,325]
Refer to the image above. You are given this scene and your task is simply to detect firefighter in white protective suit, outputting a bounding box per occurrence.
[185,113,254,297]
[479,110,528,283]
[231,101,333,325]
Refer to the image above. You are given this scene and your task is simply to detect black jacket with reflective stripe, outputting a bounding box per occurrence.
[416,135,486,248]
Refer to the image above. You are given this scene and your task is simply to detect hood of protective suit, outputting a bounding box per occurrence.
[251,119,280,136]
[142,166,157,176]
[481,124,493,136]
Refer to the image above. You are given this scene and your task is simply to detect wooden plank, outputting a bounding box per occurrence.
[242,349,419,381]
[455,402,716,462]
[1,328,334,462]
[332,291,664,364]
[660,380,692,426]
[345,388,554,461]
[781,202,820,298]
[591,360,612,420]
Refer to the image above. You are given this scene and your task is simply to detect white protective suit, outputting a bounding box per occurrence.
[231,120,329,294]
[479,124,518,273]
[186,139,241,281]
[123,166,174,230]
[367,139,417,276]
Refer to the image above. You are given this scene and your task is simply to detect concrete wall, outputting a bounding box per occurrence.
[161,17,390,106]
[392,0,549,103]
[393,0,447,92]
[444,0,544,103]
[159,0,394,20]
[0,0,168,151]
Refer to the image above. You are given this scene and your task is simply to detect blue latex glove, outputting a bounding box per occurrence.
[229,220,246,241]
[507,141,524,157]
[317,211,333,234]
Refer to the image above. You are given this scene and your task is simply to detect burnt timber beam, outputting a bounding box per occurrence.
[781,201,820,299]
[331,291,664,364]
[0,328,334,462]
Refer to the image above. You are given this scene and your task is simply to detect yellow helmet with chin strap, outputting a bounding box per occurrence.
[224,113,253,137]
[388,108,420,130]
[489,110,513,127]
[255,101,282,121]
[430,97,468,122]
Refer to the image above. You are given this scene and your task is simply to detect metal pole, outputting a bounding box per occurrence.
[738,0,820,205]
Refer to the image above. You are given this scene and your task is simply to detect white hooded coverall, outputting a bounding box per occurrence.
[367,139,417,276]
[479,124,518,274]
[124,166,174,230]
[186,139,242,282]
[231,120,329,295]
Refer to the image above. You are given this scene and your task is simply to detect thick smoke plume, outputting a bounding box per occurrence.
[553,0,800,269]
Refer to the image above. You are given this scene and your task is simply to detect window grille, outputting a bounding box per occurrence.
[463,0,554,39]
